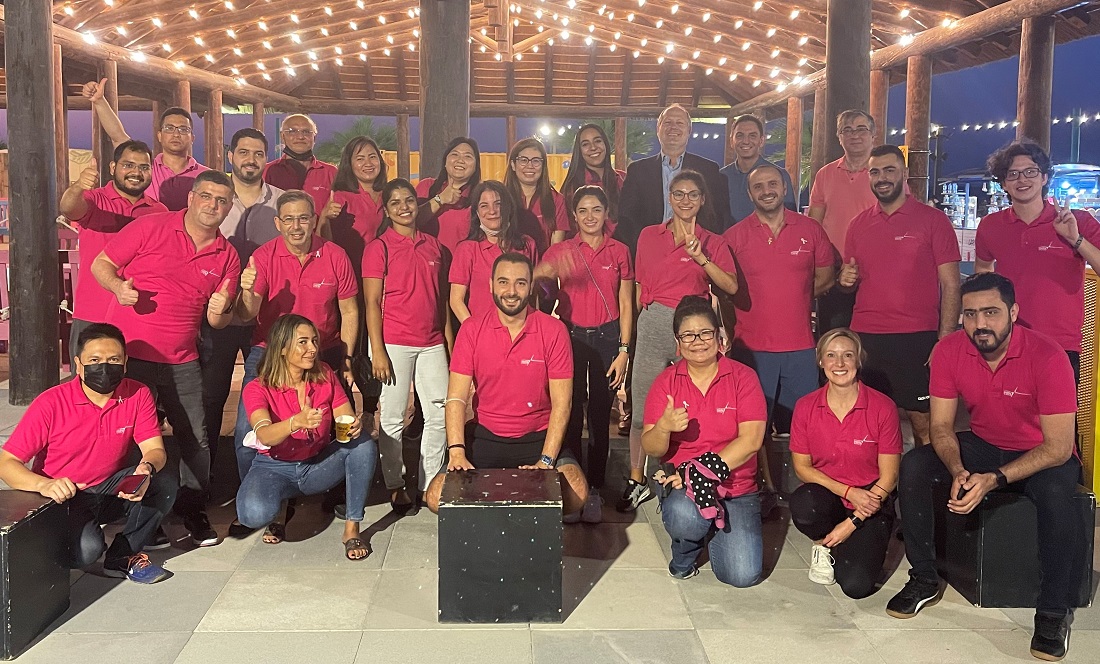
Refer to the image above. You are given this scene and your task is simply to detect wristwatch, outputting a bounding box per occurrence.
[433,194,443,206]
[139,461,157,476]
[993,468,1008,489]
[539,454,555,467]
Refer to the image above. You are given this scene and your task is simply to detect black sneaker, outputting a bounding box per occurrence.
[1030,611,1071,661]
[885,577,942,619]
[668,562,699,580]
[184,512,219,547]
[615,479,653,513]
[143,526,171,551]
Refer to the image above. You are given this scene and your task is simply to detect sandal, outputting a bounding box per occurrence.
[262,522,285,544]
[343,537,369,561]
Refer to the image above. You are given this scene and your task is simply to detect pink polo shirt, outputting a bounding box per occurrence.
[724,210,835,352]
[147,154,209,212]
[635,222,735,309]
[103,211,240,364]
[567,168,627,234]
[844,196,960,334]
[4,377,160,487]
[362,228,447,347]
[450,309,573,439]
[241,365,350,462]
[643,356,768,497]
[809,157,879,256]
[262,156,337,216]
[416,178,474,256]
[330,187,386,278]
[790,383,902,508]
[539,234,633,327]
[929,326,1077,452]
[524,189,571,249]
[975,204,1100,352]
[72,183,168,322]
[249,235,359,350]
[449,236,539,319]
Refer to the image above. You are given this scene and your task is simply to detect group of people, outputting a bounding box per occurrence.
[0,82,1093,661]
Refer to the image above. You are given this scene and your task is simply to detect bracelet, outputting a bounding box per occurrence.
[139,461,157,476]
[1074,235,1085,251]
[871,483,888,496]
[433,195,443,206]
[698,257,711,267]
[444,397,467,405]
[618,344,630,353]
[843,485,852,501]
[447,444,465,452]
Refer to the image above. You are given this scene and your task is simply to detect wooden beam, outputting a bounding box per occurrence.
[586,48,598,106]
[620,52,633,106]
[330,64,346,101]
[506,115,517,149]
[724,110,736,166]
[205,89,224,171]
[543,43,554,105]
[95,58,119,182]
[175,79,192,113]
[905,55,933,202]
[53,44,69,205]
[513,29,556,54]
[658,60,670,108]
[614,116,628,169]
[825,0,871,163]
[151,99,164,153]
[1016,15,1056,150]
[505,61,516,104]
[419,0,471,187]
[396,113,411,179]
[869,69,891,146]
[252,101,265,132]
[786,96,804,202]
[691,67,705,109]
[363,53,376,100]
[396,47,408,102]
[299,100,736,118]
[206,17,422,67]
[809,86,828,188]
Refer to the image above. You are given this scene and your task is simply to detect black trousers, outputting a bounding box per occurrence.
[198,322,254,468]
[789,482,894,599]
[564,320,619,489]
[899,431,1084,613]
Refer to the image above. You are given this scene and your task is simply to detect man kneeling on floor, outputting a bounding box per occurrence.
[425,253,588,517]
[0,324,176,584]
[889,272,1084,662]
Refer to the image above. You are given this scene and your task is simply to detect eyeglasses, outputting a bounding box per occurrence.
[160,125,192,135]
[838,126,871,136]
[282,128,316,137]
[277,215,314,225]
[676,329,716,344]
[670,190,702,202]
[116,161,151,173]
[1004,167,1042,181]
[514,156,544,167]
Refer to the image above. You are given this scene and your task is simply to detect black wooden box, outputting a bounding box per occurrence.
[0,491,69,660]
[935,485,1094,608]
[438,469,562,623]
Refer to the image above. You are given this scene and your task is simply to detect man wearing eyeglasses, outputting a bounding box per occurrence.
[975,140,1100,384]
[263,114,338,218]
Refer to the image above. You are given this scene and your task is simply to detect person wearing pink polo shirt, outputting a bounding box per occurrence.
[975,140,1100,384]
[425,253,589,517]
[625,170,738,513]
[363,179,451,515]
[643,296,767,585]
[417,137,482,256]
[560,124,626,228]
[889,273,1083,662]
[449,180,538,323]
[59,140,168,356]
[838,145,961,447]
[263,114,337,215]
[505,138,570,255]
[789,328,901,597]
[536,185,634,523]
[92,170,241,549]
[0,324,175,584]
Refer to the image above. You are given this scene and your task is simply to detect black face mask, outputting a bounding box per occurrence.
[82,363,126,395]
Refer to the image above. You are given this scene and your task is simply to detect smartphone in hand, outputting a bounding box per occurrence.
[116,473,150,496]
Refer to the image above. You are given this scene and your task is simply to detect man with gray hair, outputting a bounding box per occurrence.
[263,113,338,215]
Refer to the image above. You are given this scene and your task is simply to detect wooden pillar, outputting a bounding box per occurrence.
[810,87,829,188]
[5,0,61,403]
[419,0,470,178]
[93,59,118,181]
[905,55,933,203]
[396,113,411,179]
[205,89,224,171]
[614,116,627,169]
[785,96,803,203]
[53,44,69,195]
[175,79,191,113]
[506,116,517,151]
[252,101,265,132]
[1016,15,1056,151]
[151,99,165,154]
[825,0,871,162]
[724,110,737,166]
[870,69,890,146]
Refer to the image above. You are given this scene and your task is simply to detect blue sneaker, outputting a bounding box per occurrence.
[103,553,172,584]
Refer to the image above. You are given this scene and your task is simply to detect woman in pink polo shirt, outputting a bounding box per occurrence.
[237,314,379,561]
[789,328,901,598]
[623,170,738,514]
[363,179,450,515]
[536,185,633,524]
[417,137,482,256]
[449,180,538,323]
[504,138,570,256]
[643,296,767,585]
[560,124,626,229]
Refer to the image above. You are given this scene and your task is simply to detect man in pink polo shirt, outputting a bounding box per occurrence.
[424,253,589,518]
[0,324,174,584]
[59,140,168,356]
[889,273,1083,662]
[91,170,241,548]
[263,114,337,215]
[838,145,961,446]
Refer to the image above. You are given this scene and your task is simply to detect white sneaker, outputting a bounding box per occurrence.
[809,544,835,585]
[581,491,604,523]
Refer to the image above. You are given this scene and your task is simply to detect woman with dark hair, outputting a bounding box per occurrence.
[504,137,569,254]
[321,136,388,269]
[417,137,482,255]
[449,180,538,323]
[643,295,767,585]
[536,185,633,523]
[620,170,739,514]
[237,314,379,560]
[363,179,451,514]
[561,124,625,224]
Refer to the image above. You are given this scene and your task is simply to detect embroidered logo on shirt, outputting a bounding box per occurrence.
[601,264,615,270]
[790,246,812,256]
[1003,387,1032,397]
[715,402,736,414]
[313,279,334,289]
[680,257,692,262]
[894,233,917,241]
[1038,241,1064,252]
[115,425,134,435]
[520,356,545,366]
[853,435,875,446]
[200,269,221,278]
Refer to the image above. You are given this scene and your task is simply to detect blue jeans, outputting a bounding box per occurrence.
[236,433,379,527]
[661,487,763,587]
[731,348,818,426]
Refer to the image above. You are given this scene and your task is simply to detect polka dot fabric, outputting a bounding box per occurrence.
[679,451,733,528]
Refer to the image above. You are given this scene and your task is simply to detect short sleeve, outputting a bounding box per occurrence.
[842,217,861,264]
[552,193,571,232]
[361,238,386,280]
[75,190,125,233]
[333,247,359,300]
[928,337,959,400]
[707,235,737,274]
[787,395,814,455]
[448,242,474,287]
[131,384,162,444]
[975,217,995,262]
[874,395,904,454]
[1076,210,1100,247]
[242,380,274,420]
[1036,348,1079,415]
[733,365,768,424]
[642,367,676,426]
[326,368,351,411]
[545,319,574,380]
[812,222,836,268]
[251,245,272,297]
[2,397,52,464]
[617,243,635,281]
[218,247,242,301]
[415,178,434,199]
[521,235,539,261]
[930,212,962,265]
[102,216,148,269]
[449,320,477,376]
[809,169,826,207]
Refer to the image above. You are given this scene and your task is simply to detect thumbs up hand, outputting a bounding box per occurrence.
[322,190,342,221]
[293,388,323,430]
[77,159,99,191]
[838,257,860,288]
[115,277,139,306]
[240,256,257,292]
[207,277,233,316]
[81,78,107,103]
[657,394,690,434]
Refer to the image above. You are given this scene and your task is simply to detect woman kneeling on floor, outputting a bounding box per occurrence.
[237,313,379,560]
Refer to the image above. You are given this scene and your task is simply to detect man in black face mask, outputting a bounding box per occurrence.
[262,113,337,219]
[0,324,177,584]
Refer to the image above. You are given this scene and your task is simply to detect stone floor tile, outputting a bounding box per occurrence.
[563,521,667,570]
[861,628,1068,663]
[679,569,857,631]
[363,568,527,629]
[532,629,705,664]
[697,628,884,664]
[175,631,364,664]
[534,568,693,630]
[356,629,532,663]
[14,632,191,664]
[381,513,439,570]
[235,512,396,571]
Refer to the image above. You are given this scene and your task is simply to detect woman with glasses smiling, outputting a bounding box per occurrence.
[642,295,767,585]
[505,138,570,256]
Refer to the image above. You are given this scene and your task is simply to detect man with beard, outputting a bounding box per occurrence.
[838,145,960,446]
[720,115,797,223]
[60,140,168,355]
[888,272,1083,662]
[424,253,588,519]
[263,114,337,216]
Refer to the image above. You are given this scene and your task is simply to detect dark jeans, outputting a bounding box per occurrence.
[899,431,1084,613]
[68,465,178,568]
[126,358,208,519]
[815,288,855,339]
[789,482,894,599]
[198,322,254,468]
[564,320,620,489]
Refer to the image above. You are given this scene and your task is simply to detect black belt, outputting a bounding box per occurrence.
[563,320,618,335]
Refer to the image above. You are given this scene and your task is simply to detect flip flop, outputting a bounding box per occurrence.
[343,537,369,561]
[262,522,285,544]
